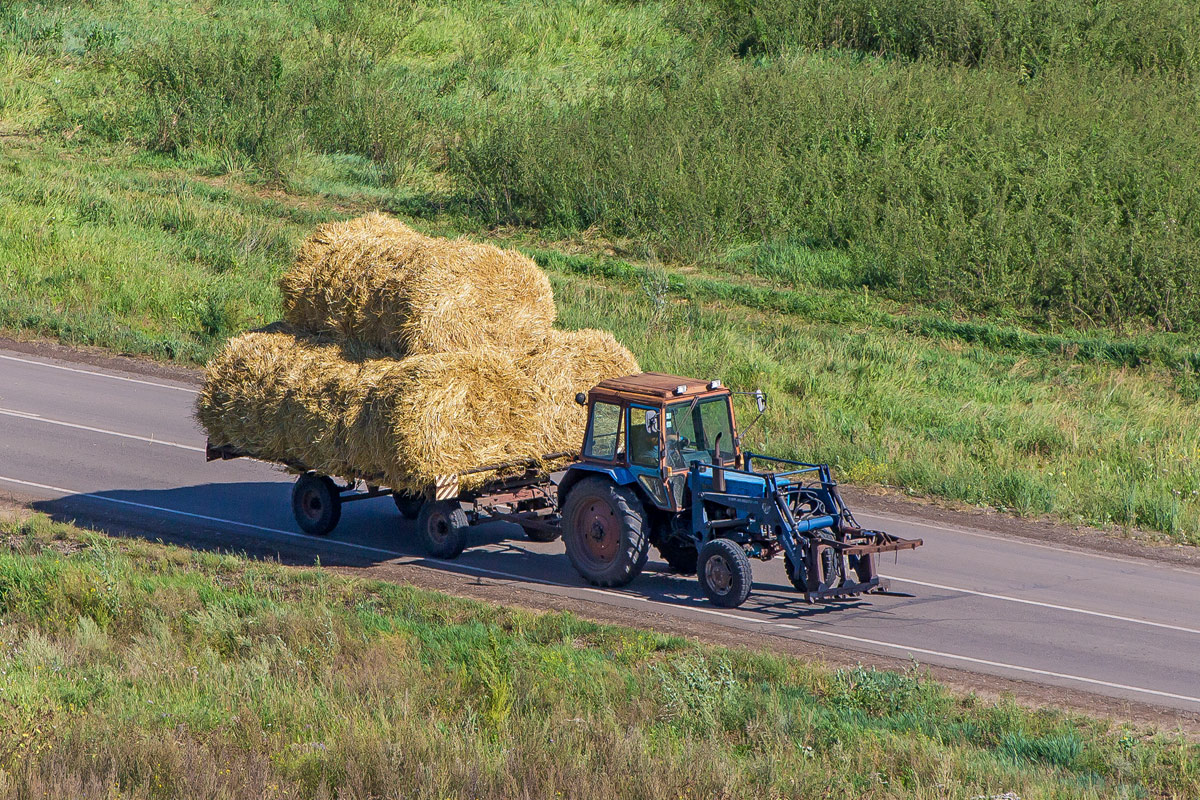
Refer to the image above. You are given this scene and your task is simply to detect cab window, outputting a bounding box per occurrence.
[628,407,661,468]
[584,402,622,460]
[665,396,734,470]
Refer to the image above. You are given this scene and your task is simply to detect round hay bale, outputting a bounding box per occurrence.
[197,329,585,495]
[523,328,640,444]
[280,213,556,356]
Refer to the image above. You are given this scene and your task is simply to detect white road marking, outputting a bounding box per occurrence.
[2,472,1196,708]
[0,407,203,452]
[881,575,1200,636]
[0,352,199,394]
[807,628,1200,707]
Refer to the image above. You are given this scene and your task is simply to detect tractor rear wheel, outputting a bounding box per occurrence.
[417,500,469,559]
[697,538,752,607]
[561,477,650,587]
[292,473,341,536]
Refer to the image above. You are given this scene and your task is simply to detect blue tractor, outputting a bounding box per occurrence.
[556,373,923,607]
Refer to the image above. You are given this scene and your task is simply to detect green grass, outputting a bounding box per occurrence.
[0,513,1196,798]
[5,0,1200,327]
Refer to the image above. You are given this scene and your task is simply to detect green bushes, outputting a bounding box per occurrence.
[7,0,1200,329]
[676,0,1200,75]
[454,57,1200,327]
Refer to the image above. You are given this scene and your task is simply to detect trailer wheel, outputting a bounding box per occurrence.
[521,524,561,543]
[417,500,469,559]
[392,491,425,520]
[561,477,649,587]
[292,473,342,536]
[698,538,752,607]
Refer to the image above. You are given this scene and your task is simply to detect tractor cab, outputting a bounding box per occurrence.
[557,373,923,608]
[570,372,741,513]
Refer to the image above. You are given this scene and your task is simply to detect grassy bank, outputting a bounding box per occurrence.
[4,0,1200,328]
[0,513,1196,799]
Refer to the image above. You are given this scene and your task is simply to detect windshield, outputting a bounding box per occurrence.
[664,396,734,471]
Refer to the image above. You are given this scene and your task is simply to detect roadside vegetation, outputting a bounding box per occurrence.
[2,0,1200,543]
[0,513,1196,799]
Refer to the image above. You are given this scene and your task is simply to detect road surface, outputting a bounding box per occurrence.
[1,346,1198,718]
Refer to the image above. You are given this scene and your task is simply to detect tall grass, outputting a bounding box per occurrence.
[676,0,1200,74]
[1,515,1196,799]
[4,0,1200,328]
[453,56,1200,328]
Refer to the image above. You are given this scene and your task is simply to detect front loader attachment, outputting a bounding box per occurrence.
[748,454,923,603]
[788,527,923,603]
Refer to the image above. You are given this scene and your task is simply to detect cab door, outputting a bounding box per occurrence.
[627,405,671,509]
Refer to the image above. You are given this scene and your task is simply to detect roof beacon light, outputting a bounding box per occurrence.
[674,384,688,395]
[707,380,722,390]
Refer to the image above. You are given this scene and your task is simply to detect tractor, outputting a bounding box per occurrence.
[556,373,923,607]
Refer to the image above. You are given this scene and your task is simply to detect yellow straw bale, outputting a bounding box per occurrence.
[281,213,556,356]
[523,328,641,445]
[197,329,627,494]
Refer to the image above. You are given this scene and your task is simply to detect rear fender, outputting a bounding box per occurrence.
[558,463,638,507]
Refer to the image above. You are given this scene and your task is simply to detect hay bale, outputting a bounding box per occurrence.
[524,328,640,444]
[197,328,631,494]
[281,213,556,356]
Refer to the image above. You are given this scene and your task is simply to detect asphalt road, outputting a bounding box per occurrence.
[1,347,1198,717]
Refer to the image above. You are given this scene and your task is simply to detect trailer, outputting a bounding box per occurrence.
[205,441,567,558]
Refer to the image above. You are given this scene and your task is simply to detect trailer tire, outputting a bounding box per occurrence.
[561,477,649,587]
[522,524,561,543]
[417,500,469,559]
[698,538,752,608]
[292,473,342,536]
[392,491,425,520]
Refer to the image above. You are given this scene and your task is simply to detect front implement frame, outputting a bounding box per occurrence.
[693,452,923,602]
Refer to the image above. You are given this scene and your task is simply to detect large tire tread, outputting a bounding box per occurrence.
[561,477,650,588]
[697,538,753,608]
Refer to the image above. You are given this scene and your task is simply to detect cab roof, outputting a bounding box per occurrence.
[591,372,726,402]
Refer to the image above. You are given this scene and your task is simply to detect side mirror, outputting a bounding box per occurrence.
[575,392,587,406]
[755,389,767,414]
[645,409,660,436]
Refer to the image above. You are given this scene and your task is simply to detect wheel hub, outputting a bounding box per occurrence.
[428,513,449,543]
[705,554,733,595]
[578,499,618,563]
[302,491,323,519]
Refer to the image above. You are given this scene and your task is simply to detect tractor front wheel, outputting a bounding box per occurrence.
[697,538,752,607]
[417,500,469,559]
[561,478,650,587]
